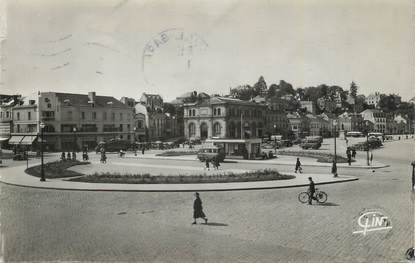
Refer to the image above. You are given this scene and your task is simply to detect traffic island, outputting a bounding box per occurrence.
[68,169,295,184]
[26,160,90,179]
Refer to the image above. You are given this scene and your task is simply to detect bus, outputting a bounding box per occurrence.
[346,131,364,137]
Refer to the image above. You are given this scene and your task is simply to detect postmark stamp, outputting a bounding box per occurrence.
[141,28,208,86]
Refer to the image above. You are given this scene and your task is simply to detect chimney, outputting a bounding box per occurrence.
[88,92,96,103]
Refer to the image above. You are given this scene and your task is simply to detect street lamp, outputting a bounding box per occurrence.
[333,119,338,177]
[365,121,370,166]
[73,127,77,160]
[39,122,45,182]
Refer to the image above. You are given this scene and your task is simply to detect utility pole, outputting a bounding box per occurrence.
[240,112,243,139]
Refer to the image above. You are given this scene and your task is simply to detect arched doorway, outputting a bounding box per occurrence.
[200,122,208,139]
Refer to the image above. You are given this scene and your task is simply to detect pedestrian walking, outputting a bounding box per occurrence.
[142,147,145,155]
[215,158,221,170]
[67,152,71,160]
[352,148,356,159]
[61,152,66,161]
[295,157,302,173]
[192,192,208,225]
[370,152,373,165]
[205,159,210,171]
[72,152,76,160]
[347,152,352,166]
[331,160,338,177]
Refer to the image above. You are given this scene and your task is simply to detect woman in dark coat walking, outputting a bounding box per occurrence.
[192,192,208,225]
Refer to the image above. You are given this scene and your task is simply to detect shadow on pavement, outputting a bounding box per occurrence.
[316,202,339,207]
[204,222,228,227]
[222,160,237,163]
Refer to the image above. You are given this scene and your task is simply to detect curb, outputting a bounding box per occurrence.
[0,174,358,193]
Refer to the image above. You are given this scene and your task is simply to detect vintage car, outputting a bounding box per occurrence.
[300,137,322,150]
[197,144,225,162]
[95,139,132,153]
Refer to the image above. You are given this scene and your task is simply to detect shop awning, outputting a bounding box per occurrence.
[20,136,37,145]
[8,136,24,144]
[0,137,9,142]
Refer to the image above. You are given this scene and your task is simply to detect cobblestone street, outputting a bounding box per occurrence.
[0,140,413,262]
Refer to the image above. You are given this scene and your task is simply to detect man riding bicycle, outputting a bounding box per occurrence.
[308,177,316,205]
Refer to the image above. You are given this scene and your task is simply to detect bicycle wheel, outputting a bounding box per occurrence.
[316,191,328,203]
[298,192,309,203]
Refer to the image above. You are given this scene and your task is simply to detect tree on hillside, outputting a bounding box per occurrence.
[253,76,267,96]
[350,82,358,98]
[378,94,397,112]
[230,85,256,100]
[267,83,278,98]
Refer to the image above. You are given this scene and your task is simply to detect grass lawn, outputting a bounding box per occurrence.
[70,169,295,184]
[156,150,198,156]
[26,160,90,179]
[276,150,354,163]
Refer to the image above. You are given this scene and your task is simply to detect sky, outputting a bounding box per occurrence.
[1,0,414,101]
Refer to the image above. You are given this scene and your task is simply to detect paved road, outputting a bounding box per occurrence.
[0,139,413,262]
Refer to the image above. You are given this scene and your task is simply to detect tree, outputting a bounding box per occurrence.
[253,76,267,96]
[267,84,278,98]
[378,94,397,112]
[350,82,358,98]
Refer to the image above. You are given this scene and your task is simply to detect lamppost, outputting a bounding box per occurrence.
[408,161,415,260]
[73,127,77,160]
[273,124,277,142]
[39,122,45,182]
[333,119,338,177]
[365,121,370,166]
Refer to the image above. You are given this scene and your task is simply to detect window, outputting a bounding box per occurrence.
[16,112,20,120]
[103,112,107,120]
[28,112,31,120]
[81,112,85,120]
[119,124,123,131]
[47,103,52,108]
[120,113,123,121]
[214,108,217,115]
[217,108,221,116]
[188,123,196,137]
[92,112,97,120]
[112,112,115,120]
[127,124,130,130]
[213,122,222,136]
[192,109,196,116]
[6,111,9,118]
[16,124,20,132]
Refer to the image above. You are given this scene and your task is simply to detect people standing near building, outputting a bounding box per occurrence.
[192,192,208,225]
[205,159,210,171]
[215,157,220,170]
[61,152,66,161]
[347,151,352,166]
[72,152,76,161]
[352,148,356,159]
[295,157,302,173]
[67,152,71,160]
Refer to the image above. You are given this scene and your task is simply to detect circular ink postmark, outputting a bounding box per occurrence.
[141,28,208,87]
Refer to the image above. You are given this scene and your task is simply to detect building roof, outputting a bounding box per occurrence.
[188,97,266,107]
[52,92,129,109]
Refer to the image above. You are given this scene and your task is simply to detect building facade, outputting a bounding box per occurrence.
[183,97,267,140]
[10,92,135,151]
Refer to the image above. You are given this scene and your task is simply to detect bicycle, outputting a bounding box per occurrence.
[298,188,328,204]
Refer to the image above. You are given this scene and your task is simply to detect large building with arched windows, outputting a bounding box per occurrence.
[183,97,267,140]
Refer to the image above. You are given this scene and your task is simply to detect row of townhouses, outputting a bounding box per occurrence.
[0,91,413,152]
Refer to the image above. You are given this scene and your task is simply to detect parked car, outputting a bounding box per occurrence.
[300,138,322,150]
[260,144,276,159]
[95,139,132,153]
[197,145,225,162]
[280,139,293,147]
